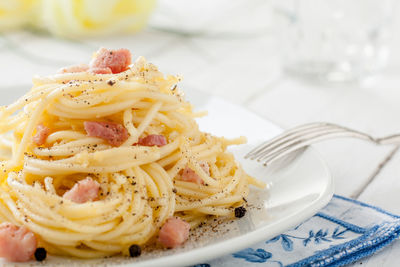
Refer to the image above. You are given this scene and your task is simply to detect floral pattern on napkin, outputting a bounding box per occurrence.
[193,195,400,267]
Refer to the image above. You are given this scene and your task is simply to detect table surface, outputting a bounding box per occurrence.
[1,1,400,266]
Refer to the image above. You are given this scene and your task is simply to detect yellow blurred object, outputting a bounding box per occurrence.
[0,0,157,37]
[37,0,157,37]
[0,0,39,30]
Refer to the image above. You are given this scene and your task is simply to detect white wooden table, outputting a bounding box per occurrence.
[1,1,400,266]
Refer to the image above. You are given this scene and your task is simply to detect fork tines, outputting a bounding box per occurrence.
[245,122,376,166]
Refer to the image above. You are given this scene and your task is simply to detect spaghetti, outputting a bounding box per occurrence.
[0,48,265,259]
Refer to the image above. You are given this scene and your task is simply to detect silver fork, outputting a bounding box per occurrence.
[245,122,378,166]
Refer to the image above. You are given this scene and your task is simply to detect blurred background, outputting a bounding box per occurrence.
[1,0,399,97]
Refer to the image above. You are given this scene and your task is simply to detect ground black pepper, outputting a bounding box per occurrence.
[34,247,47,261]
[129,244,141,257]
[234,206,247,218]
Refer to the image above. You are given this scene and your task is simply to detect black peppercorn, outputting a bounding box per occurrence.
[129,244,141,257]
[34,247,47,261]
[234,206,246,218]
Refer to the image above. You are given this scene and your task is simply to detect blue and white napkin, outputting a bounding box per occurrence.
[194,195,400,267]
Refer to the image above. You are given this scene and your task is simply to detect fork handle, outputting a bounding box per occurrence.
[377,134,400,145]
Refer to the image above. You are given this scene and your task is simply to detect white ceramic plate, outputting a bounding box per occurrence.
[0,88,333,267]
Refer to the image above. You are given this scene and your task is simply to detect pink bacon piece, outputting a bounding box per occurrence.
[32,124,50,146]
[158,217,190,248]
[57,64,112,75]
[84,121,129,146]
[90,67,112,74]
[63,177,100,204]
[180,161,210,185]
[57,64,89,74]
[138,134,167,147]
[90,48,131,74]
[0,223,37,262]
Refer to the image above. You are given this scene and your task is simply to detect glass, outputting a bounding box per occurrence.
[274,0,396,83]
